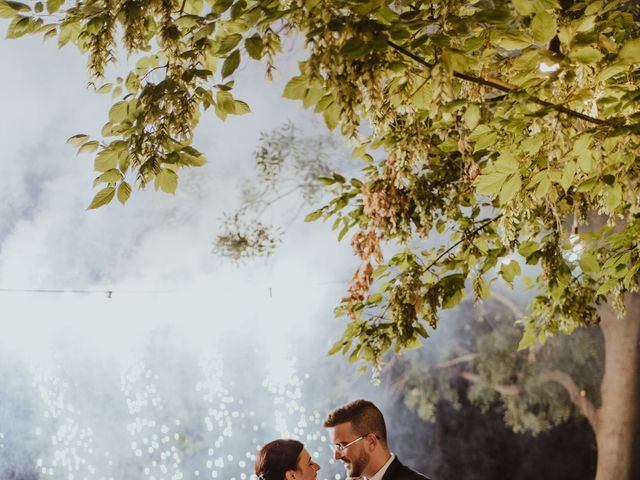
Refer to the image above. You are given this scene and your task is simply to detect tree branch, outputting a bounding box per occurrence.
[460,371,521,396]
[436,353,478,368]
[491,291,526,318]
[540,369,599,431]
[423,215,501,273]
[388,42,609,127]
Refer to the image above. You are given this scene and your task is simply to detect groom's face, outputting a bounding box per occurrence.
[329,422,370,478]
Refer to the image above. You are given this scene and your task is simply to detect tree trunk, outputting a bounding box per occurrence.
[594,293,640,480]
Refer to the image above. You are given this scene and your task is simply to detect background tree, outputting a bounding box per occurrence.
[214,122,345,261]
[2,1,640,478]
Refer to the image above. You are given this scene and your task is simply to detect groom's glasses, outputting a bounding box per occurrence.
[330,434,368,456]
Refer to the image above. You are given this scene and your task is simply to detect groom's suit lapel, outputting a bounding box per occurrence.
[380,456,401,480]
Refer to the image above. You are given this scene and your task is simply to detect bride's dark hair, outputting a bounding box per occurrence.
[255,439,304,480]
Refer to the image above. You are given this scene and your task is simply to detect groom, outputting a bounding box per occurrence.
[324,399,431,480]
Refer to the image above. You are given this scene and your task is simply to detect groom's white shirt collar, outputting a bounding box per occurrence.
[368,452,395,480]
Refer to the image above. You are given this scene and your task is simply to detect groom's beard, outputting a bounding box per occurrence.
[345,449,370,478]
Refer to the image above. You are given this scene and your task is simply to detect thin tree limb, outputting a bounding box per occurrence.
[540,369,599,431]
[388,42,609,127]
[460,371,521,396]
[491,291,526,318]
[423,215,502,273]
[436,353,478,368]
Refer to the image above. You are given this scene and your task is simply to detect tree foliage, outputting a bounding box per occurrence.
[3,0,640,373]
[214,122,343,260]
[392,296,602,435]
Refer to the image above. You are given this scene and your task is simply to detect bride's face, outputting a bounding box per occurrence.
[291,448,320,480]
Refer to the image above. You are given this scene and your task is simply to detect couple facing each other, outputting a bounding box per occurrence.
[255,399,431,480]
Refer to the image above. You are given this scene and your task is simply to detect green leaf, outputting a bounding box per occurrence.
[0,0,19,18]
[42,25,56,41]
[518,323,538,351]
[304,209,324,222]
[156,168,178,194]
[573,15,596,33]
[411,81,433,109]
[518,240,539,258]
[328,339,344,356]
[596,278,618,296]
[96,83,113,94]
[213,0,233,14]
[233,100,250,115]
[571,46,603,64]
[471,126,497,151]
[125,72,139,94]
[494,151,520,174]
[314,94,333,113]
[351,144,367,159]
[323,102,341,130]
[463,104,481,130]
[404,337,423,350]
[6,15,39,39]
[244,33,263,60]
[442,287,465,309]
[337,223,349,241]
[180,148,207,167]
[93,168,122,186]
[521,135,544,155]
[492,31,533,50]
[216,90,236,117]
[623,264,640,288]
[67,134,89,146]
[108,101,128,123]
[221,49,240,78]
[217,33,242,55]
[573,133,593,157]
[58,19,80,47]
[95,149,118,172]
[499,174,521,204]
[531,11,557,45]
[473,8,512,23]
[605,183,622,213]
[476,172,507,196]
[302,85,324,109]
[512,0,534,15]
[579,252,599,274]
[117,182,132,204]
[441,48,470,73]
[595,63,628,82]
[500,259,521,284]
[534,175,551,199]
[572,134,594,173]
[340,37,368,57]
[560,161,576,192]
[77,141,99,155]
[618,37,640,64]
[283,75,308,100]
[46,0,63,13]
[87,186,115,209]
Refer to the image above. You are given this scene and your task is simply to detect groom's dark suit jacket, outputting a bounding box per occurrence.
[380,457,431,480]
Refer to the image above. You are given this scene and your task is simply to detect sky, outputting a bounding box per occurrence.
[0,26,387,480]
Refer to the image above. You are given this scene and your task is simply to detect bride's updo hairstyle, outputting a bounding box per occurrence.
[255,439,304,480]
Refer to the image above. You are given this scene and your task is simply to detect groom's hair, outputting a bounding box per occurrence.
[323,399,388,444]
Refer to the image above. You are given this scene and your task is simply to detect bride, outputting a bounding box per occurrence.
[255,439,321,480]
